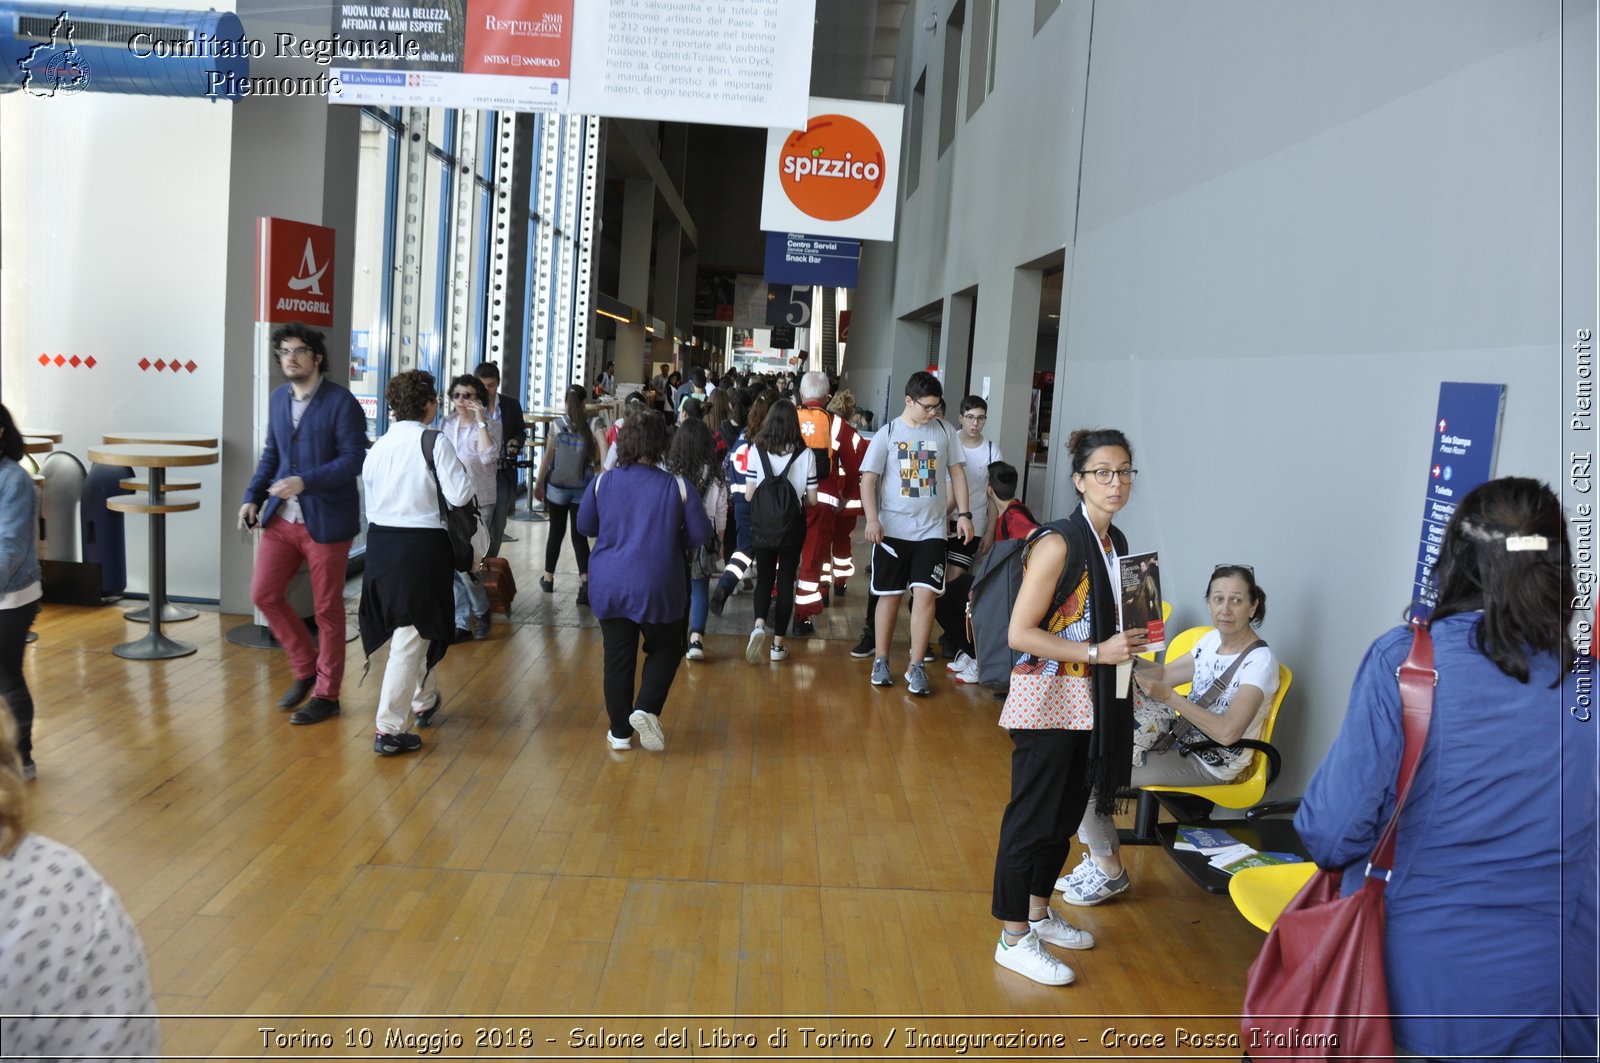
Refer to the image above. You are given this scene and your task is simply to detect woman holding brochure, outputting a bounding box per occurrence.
[989,428,1148,987]
[1057,564,1279,906]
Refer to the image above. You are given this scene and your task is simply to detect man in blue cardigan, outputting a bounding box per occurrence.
[238,325,367,725]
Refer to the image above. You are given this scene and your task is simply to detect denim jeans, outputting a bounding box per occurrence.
[453,572,489,633]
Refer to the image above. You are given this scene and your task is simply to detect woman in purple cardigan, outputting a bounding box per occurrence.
[577,409,713,753]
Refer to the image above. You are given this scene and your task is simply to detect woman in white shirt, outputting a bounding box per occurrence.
[359,370,477,755]
[442,374,501,639]
[740,399,816,665]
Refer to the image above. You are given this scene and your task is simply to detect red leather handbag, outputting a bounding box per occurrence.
[1240,623,1435,1060]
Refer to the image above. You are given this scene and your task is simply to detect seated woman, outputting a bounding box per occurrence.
[1297,478,1595,1060]
[1058,564,1279,905]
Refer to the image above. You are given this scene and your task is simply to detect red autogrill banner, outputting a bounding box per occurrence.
[257,217,336,327]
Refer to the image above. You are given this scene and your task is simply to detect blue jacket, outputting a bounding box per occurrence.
[242,380,367,543]
[0,459,41,596]
[1297,615,1597,1060]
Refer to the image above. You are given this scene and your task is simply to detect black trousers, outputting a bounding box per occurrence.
[991,728,1093,921]
[935,572,975,655]
[751,531,805,637]
[543,500,590,576]
[599,616,685,738]
[0,601,38,764]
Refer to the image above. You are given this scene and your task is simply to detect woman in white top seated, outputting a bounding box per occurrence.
[442,373,501,639]
[1059,564,1279,905]
[359,370,478,755]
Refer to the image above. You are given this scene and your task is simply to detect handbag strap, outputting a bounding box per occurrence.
[1189,638,1268,709]
[419,428,450,527]
[1366,622,1436,882]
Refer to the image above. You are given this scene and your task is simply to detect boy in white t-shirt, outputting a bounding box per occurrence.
[859,371,975,695]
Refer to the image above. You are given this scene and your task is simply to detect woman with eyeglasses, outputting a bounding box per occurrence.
[990,427,1147,986]
[1055,564,1279,907]
[442,374,501,639]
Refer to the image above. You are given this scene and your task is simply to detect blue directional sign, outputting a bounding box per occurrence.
[764,231,861,288]
[1410,381,1506,618]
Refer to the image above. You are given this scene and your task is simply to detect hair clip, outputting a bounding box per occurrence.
[1505,535,1549,552]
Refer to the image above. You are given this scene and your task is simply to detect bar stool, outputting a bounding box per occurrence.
[85,443,218,660]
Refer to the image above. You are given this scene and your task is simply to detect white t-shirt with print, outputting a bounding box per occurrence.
[1185,629,1280,779]
[955,437,1001,538]
[860,415,963,541]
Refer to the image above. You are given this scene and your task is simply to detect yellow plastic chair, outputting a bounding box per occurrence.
[1228,862,1317,931]
[1142,657,1293,812]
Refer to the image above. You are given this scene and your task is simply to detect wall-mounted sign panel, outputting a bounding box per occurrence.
[257,217,336,328]
[732,274,768,329]
[766,285,812,329]
[1410,381,1506,618]
[760,97,904,241]
[330,0,572,112]
[764,232,861,288]
[567,0,814,128]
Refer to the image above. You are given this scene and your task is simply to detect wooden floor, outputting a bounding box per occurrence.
[20,523,1268,1059]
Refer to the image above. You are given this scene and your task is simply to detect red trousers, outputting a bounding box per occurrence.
[251,517,351,699]
[793,504,838,621]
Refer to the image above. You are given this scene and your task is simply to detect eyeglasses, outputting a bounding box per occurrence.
[275,346,314,359]
[962,413,988,423]
[1082,468,1138,484]
[1211,563,1254,577]
[450,391,478,401]
[913,399,942,414]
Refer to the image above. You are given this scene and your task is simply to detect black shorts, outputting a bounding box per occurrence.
[945,533,978,571]
[870,536,948,597]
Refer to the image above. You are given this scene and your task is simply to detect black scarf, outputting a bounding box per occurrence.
[1059,506,1134,817]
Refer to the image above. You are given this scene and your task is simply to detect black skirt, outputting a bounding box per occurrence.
[359,524,454,669]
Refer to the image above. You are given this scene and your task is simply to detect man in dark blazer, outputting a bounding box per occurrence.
[475,361,526,557]
[238,324,367,725]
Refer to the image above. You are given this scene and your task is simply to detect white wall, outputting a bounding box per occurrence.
[1,91,233,600]
[851,0,1590,796]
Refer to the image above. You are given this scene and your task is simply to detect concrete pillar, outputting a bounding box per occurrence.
[968,267,1043,514]
[615,177,654,380]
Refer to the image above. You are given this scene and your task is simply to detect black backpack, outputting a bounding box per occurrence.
[967,517,1126,689]
[749,449,801,549]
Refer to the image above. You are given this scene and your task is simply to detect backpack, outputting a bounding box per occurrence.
[420,430,486,573]
[548,416,592,488]
[748,449,801,549]
[796,406,835,479]
[967,517,1124,690]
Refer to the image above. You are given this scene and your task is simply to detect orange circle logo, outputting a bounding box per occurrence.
[779,114,886,222]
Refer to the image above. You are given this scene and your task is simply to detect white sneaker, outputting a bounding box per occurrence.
[994,930,1075,986]
[946,651,976,673]
[1056,854,1131,906]
[685,641,705,661]
[1029,908,1095,950]
[952,659,981,684]
[606,731,631,751]
[745,626,769,664]
[769,643,790,662]
[628,709,665,752]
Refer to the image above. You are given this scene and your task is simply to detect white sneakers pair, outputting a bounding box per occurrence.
[608,709,665,752]
[946,651,981,685]
[993,909,1094,986]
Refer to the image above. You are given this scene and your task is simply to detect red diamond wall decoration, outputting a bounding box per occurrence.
[138,358,151,371]
[168,361,181,372]
[184,360,198,373]
[68,355,81,367]
[52,354,65,366]
[153,359,167,371]
[37,354,48,366]
[85,357,96,368]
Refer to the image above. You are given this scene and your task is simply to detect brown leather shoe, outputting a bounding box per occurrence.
[277,676,314,710]
[290,697,340,725]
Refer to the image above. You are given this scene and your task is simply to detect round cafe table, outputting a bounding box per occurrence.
[20,437,52,454]
[102,431,220,448]
[86,443,218,659]
[17,428,63,443]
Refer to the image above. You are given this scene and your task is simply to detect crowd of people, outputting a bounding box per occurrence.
[1,343,1593,1059]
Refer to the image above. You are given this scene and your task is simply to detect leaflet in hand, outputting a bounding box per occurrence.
[1117,550,1166,652]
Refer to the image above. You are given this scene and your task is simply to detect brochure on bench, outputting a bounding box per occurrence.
[1117,550,1166,652]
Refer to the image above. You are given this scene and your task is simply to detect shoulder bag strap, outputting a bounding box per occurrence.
[1367,622,1436,883]
[1190,639,1270,709]
[419,429,449,525]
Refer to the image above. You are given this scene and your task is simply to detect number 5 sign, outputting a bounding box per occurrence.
[766,284,812,328]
